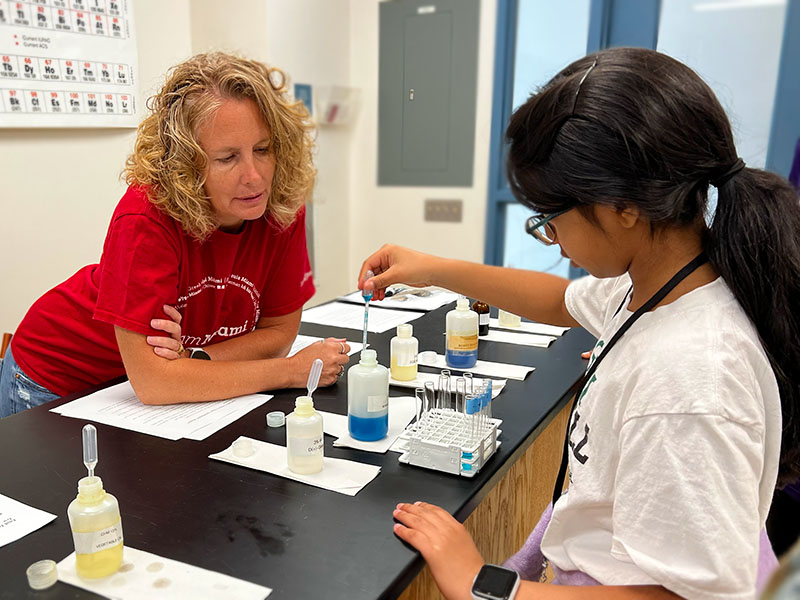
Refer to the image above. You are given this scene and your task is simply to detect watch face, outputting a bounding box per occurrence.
[472,565,519,600]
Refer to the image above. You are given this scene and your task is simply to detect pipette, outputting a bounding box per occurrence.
[82,424,97,478]
[306,358,324,398]
[362,269,374,350]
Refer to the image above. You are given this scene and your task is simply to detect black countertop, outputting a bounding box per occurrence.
[0,302,594,599]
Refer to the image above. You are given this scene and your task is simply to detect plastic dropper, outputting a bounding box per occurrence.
[306,358,323,398]
[362,269,374,350]
[82,424,97,478]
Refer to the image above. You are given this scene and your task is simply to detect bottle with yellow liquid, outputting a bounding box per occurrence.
[67,475,123,578]
[67,424,123,578]
[390,323,418,381]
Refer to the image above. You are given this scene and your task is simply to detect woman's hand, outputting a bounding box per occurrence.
[147,305,186,359]
[393,501,484,600]
[289,338,350,387]
[358,245,440,301]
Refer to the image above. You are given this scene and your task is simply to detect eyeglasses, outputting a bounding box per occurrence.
[525,208,571,246]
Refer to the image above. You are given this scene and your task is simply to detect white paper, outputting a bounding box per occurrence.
[337,288,459,312]
[317,396,419,454]
[0,493,56,548]
[481,329,556,348]
[416,352,534,381]
[51,382,272,441]
[209,437,380,496]
[489,318,569,337]
[57,546,270,600]
[301,302,424,333]
[288,335,363,357]
[389,372,506,398]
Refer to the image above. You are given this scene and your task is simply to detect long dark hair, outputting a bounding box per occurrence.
[507,47,800,487]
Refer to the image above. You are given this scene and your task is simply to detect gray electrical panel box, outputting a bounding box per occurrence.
[378,0,480,187]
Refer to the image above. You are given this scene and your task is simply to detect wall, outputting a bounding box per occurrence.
[0,0,495,331]
[347,0,496,284]
[0,0,193,332]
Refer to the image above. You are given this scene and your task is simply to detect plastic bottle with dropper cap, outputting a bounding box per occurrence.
[446,297,479,368]
[286,396,324,474]
[390,323,418,381]
[67,424,123,578]
[347,349,389,441]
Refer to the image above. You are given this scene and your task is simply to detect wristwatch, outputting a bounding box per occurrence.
[188,347,211,360]
[471,564,520,600]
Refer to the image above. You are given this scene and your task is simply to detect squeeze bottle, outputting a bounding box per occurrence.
[348,349,389,441]
[67,476,124,578]
[286,395,324,474]
[390,324,418,381]
[446,297,479,368]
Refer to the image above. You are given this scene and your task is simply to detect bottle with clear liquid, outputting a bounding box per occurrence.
[348,349,389,441]
[67,476,123,578]
[390,323,418,381]
[286,395,324,474]
[446,297,478,368]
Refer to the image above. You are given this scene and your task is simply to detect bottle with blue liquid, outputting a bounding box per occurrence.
[347,349,389,441]
[446,297,478,368]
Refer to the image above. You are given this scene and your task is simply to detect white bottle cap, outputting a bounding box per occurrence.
[27,559,57,590]
[456,297,469,310]
[396,323,413,338]
[232,438,254,458]
[267,411,285,428]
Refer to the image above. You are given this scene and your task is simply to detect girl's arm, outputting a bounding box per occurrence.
[392,502,682,600]
[358,245,579,327]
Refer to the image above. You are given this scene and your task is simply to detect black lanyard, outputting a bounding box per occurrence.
[551,252,708,506]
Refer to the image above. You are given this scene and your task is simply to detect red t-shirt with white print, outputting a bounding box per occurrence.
[12,185,315,397]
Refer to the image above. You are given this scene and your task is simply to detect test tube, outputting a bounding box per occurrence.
[437,372,450,411]
[424,380,436,420]
[414,388,424,428]
[455,377,466,413]
[465,392,479,443]
[464,372,474,395]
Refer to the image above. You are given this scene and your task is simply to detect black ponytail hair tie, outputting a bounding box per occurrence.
[711,158,746,188]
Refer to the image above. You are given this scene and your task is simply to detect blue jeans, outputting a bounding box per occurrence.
[0,347,59,418]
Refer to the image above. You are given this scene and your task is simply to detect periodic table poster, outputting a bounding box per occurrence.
[0,0,138,127]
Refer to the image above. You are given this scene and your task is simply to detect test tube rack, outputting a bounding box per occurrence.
[397,409,502,477]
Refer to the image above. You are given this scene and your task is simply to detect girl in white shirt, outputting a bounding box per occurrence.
[360,47,799,600]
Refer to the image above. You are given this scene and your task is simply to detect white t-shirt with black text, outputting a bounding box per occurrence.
[540,275,781,600]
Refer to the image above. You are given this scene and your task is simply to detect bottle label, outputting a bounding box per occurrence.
[395,352,417,368]
[72,520,123,555]
[368,395,388,412]
[448,333,478,351]
[289,435,324,456]
[479,314,489,326]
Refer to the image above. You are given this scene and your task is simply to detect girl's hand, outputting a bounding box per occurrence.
[358,245,439,301]
[148,305,186,359]
[289,338,350,387]
[393,501,484,600]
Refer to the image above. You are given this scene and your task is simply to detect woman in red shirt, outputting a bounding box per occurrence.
[0,52,348,414]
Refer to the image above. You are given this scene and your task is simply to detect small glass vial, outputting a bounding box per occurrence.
[67,476,123,579]
[286,396,324,474]
[348,349,390,441]
[498,308,522,328]
[446,297,478,368]
[390,323,418,381]
[472,299,490,336]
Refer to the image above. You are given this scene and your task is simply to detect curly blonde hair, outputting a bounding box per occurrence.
[124,52,315,240]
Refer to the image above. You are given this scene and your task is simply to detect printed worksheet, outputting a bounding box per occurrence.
[0,493,56,548]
